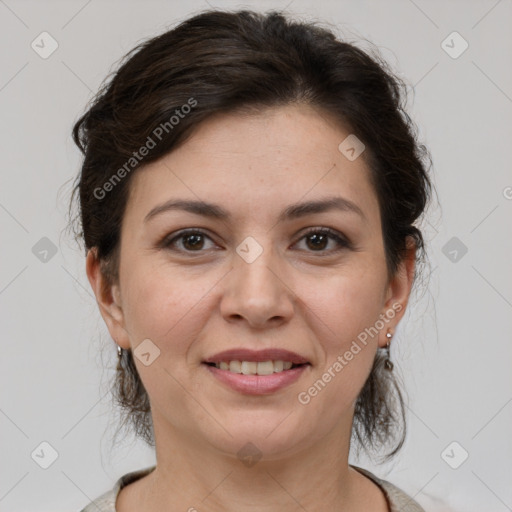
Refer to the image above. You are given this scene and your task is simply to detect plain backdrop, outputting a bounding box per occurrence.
[0,1,511,511]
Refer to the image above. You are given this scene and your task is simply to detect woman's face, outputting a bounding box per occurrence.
[88,104,413,460]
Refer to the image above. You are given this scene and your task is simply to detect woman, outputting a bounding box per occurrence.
[71,9,432,511]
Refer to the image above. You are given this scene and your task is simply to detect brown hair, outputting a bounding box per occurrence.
[69,9,432,462]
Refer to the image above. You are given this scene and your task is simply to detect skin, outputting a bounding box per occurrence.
[86,104,415,512]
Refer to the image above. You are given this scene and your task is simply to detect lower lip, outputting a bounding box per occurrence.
[204,364,309,395]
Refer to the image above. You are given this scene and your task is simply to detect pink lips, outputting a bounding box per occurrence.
[203,348,310,365]
[202,348,311,395]
[205,364,309,395]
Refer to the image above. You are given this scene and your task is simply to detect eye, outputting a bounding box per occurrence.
[160,227,351,255]
[294,227,351,254]
[162,229,218,253]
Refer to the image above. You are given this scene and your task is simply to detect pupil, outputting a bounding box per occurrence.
[308,233,327,250]
[184,234,203,250]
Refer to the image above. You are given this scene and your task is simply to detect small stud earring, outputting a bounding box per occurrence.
[117,345,122,358]
[384,331,393,371]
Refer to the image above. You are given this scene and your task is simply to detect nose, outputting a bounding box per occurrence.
[220,240,295,329]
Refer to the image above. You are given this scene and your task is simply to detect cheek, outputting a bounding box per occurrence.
[121,260,217,360]
[294,271,384,429]
[120,266,212,412]
[298,262,385,381]
[300,265,386,350]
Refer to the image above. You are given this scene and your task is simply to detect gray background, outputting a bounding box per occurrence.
[1,0,511,510]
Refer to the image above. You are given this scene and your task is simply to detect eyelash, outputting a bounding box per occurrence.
[160,227,352,255]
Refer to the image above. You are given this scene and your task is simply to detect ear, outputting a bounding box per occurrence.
[378,237,416,348]
[85,248,131,349]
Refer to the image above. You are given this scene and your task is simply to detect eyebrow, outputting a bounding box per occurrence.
[144,195,366,224]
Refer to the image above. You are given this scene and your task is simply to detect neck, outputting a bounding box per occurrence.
[137,411,360,512]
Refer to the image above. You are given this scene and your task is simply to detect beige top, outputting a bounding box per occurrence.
[79,464,425,512]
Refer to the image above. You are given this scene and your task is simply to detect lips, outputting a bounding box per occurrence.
[203,348,310,365]
[202,348,311,395]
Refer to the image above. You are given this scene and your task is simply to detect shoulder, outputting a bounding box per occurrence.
[351,465,426,512]
[78,465,156,512]
[79,488,117,512]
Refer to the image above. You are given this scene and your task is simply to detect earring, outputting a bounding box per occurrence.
[117,345,122,358]
[384,331,393,371]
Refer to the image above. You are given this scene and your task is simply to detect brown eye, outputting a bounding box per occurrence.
[295,228,351,254]
[305,232,329,251]
[181,233,206,251]
[163,229,217,253]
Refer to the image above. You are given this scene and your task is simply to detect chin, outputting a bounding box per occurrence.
[199,409,316,462]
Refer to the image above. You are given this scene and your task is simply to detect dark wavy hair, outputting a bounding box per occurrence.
[68,9,433,462]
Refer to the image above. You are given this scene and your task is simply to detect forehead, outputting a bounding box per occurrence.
[124,105,380,226]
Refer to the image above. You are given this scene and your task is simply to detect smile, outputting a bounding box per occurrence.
[207,360,301,375]
[203,361,310,395]
[202,348,311,394]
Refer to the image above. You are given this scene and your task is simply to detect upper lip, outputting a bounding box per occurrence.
[203,348,310,364]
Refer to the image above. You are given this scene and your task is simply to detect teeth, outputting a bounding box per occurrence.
[241,361,257,375]
[229,360,242,373]
[214,360,300,375]
[273,360,284,372]
[257,361,274,375]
